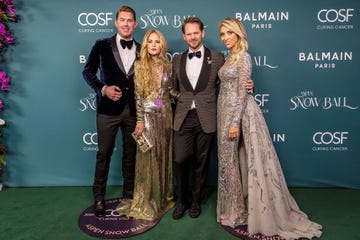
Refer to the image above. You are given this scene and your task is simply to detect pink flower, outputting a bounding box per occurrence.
[154,98,163,107]
[0,23,6,33]
[7,4,16,16]
[0,71,6,79]
[0,71,9,91]
[5,34,13,43]
[1,81,8,91]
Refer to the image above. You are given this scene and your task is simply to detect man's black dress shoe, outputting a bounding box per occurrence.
[172,203,188,220]
[122,193,133,199]
[94,200,105,217]
[189,201,201,218]
[122,189,133,199]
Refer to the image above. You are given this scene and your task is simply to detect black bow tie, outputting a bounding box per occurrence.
[188,51,201,59]
[120,39,133,49]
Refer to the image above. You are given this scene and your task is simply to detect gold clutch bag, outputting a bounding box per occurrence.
[132,132,153,153]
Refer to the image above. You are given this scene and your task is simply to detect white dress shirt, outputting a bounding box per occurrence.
[186,45,204,109]
[116,33,136,74]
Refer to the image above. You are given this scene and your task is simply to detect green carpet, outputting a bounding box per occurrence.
[0,187,359,240]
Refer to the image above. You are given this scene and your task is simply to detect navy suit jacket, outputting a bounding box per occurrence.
[82,35,140,116]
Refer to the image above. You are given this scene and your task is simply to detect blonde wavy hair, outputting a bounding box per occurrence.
[219,18,248,64]
[135,29,171,97]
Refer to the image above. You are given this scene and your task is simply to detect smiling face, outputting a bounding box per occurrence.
[219,25,239,51]
[182,22,205,51]
[114,11,137,40]
[147,32,161,58]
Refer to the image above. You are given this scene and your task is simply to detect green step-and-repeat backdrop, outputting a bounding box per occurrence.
[1,0,359,188]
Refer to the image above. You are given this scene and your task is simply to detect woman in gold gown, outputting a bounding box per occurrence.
[116,29,178,220]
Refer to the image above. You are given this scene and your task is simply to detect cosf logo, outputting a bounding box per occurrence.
[317,9,354,23]
[313,131,348,145]
[254,94,269,107]
[83,133,98,145]
[78,12,113,26]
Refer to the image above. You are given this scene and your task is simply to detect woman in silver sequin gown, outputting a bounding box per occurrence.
[216,18,322,239]
[116,30,178,220]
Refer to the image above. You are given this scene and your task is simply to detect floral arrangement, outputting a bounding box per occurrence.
[0,0,17,189]
[0,0,17,50]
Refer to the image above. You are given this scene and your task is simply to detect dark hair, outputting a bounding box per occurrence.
[181,16,204,33]
[116,5,136,21]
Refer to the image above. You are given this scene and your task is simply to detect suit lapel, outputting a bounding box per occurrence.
[111,36,126,74]
[194,47,211,93]
[111,36,140,76]
[179,50,194,91]
[127,41,141,76]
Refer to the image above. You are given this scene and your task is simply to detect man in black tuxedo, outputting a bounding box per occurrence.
[82,5,140,217]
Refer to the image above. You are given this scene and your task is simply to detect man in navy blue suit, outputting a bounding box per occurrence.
[82,5,140,217]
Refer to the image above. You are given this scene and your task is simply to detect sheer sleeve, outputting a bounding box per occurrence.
[134,65,145,123]
[230,52,252,127]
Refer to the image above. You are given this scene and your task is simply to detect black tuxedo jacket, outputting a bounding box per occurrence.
[82,35,140,116]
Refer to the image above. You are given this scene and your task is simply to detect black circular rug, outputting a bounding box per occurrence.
[221,224,285,240]
[78,198,159,239]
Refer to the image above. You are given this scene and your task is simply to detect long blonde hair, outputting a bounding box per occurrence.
[135,29,170,98]
[219,18,248,64]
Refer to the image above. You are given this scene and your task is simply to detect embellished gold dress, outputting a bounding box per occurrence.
[116,65,176,220]
[216,52,322,239]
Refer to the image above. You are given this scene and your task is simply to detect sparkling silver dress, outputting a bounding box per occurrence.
[217,52,322,239]
[116,65,176,220]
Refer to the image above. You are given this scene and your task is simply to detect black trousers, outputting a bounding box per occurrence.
[92,106,136,201]
[173,109,215,204]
